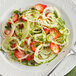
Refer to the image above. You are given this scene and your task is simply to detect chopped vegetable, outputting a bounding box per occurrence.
[4,29,11,35]
[14,49,26,59]
[50,42,60,54]
[14,10,22,16]
[1,4,70,66]
[35,4,47,13]
[43,27,50,34]
[30,41,37,52]
[12,43,16,48]
[20,16,27,21]
[50,28,60,39]
[8,14,18,23]
[5,23,11,30]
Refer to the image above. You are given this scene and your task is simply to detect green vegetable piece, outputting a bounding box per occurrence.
[14,10,22,15]
[22,60,28,65]
[0,48,4,52]
[29,60,36,65]
[35,43,40,47]
[9,51,17,60]
[30,7,35,10]
[21,10,27,14]
[26,51,30,54]
[57,18,65,26]
[5,23,11,30]
[39,38,44,41]
[53,11,58,18]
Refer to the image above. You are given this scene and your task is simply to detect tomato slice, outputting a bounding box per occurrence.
[50,28,60,39]
[43,27,50,34]
[12,43,16,48]
[20,16,27,21]
[14,49,26,59]
[29,14,33,16]
[8,14,18,23]
[12,14,18,22]
[25,37,29,39]
[35,4,47,13]
[45,13,49,16]
[30,41,37,52]
[14,49,34,61]
[31,53,34,59]
[50,42,60,54]
[4,29,11,35]
[30,41,41,52]
[12,33,15,37]
[25,55,31,61]
[38,16,42,22]
[25,53,34,61]
[8,21,12,24]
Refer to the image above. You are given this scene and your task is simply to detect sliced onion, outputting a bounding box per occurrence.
[17,39,27,50]
[43,7,55,19]
[34,44,56,63]
[33,33,46,42]
[9,37,20,50]
[47,35,67,45]
[2,45,9,52]
[2,36,20,52]
[40,53,48,59]
[27,37,31,45]
[18,54,29,60]
[1,23,15,38]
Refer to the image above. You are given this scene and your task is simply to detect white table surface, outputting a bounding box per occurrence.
[0,0,76,76]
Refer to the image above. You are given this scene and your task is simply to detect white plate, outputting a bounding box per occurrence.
[0,0,75,75]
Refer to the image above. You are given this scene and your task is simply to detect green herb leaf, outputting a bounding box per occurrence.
[9,51,17,60]
[22,60,28,65]
[29,60,36,65]
[14,10,22,15]
[26,51,30,54]
[5,23,11,30]
[35,43,40,47]
[0,48,4,52]
[53,11,58,18]
[30,7,35,10]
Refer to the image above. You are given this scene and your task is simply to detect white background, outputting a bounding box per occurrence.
[0,0,76,76]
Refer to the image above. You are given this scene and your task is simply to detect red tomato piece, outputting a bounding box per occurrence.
[50,42,60,54]
[45,13,49,16]
[12,33,14,37]
[25,37,29,39]
[4,29,11,35]
[8,21,12,24]
[12,14,18,22]
[14,49,34,61]
[31,53,34,59]
[50,28,60,39]
[30,41,42,52]
[14,49,26,59]
[47,18,52,22]
[12,43,16,48]
[26,53,34,61]
[38,16,42,21]
[20,16,27,21]
[19,24,24,29]
[43,27,50,34]
[8,14,18,23]
[25,55,32,61]
[35,4,47,13]
[25,53,34,61]
[30,41,37,52]
[29,14,33,16]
